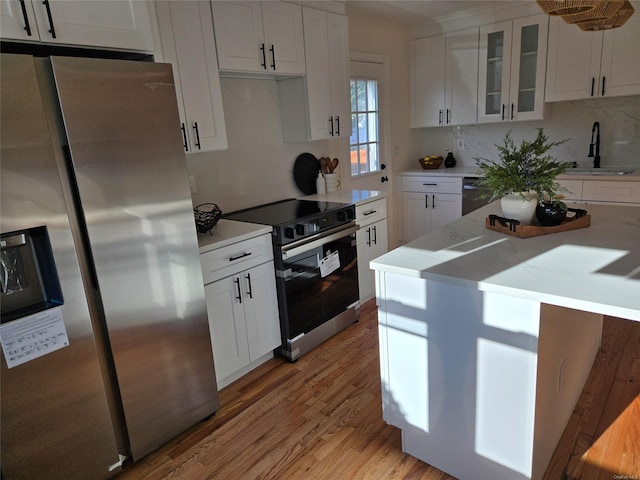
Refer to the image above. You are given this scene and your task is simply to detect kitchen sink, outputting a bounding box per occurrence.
[564,167,635,175]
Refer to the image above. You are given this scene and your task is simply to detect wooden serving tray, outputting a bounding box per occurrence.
[485,209,591,238]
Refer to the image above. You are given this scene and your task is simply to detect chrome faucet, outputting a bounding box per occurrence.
[588,121,601,168]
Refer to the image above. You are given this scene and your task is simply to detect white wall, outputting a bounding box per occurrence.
[407,95,640,171]
[187,77,337,213]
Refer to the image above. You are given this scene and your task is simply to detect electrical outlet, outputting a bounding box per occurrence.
[188,174,198,194]
[456,139,465,150]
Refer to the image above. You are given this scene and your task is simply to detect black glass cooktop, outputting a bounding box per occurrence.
[224,199,350,226]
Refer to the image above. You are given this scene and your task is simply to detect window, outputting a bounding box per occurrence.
[350,79,379,177]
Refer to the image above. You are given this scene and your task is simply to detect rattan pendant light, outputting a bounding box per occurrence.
[578,0,634,30]
[536,0,598,16]
[561,0,625,23]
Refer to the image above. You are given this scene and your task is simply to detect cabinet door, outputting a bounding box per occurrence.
[358,219,388,301]
[162,1,227,152]
[327,12,350,137]
[204,276,250,383]
[431,193,463,231]
[545,17,603,102]
[301,7,332,139]
[261,1,305,75]
[243,262,281,361]
[30,0,153,50]
[478,21,512,123]
[411,36,446,127]
[600,12,640,98]
[211,1,264,72]
[446,28,479,126]
[402,192,431,242]
[0,0,40,41]
[509,14,547,121]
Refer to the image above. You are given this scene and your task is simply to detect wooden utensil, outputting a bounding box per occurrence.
[330,158,339,172]
[319,157,329,174]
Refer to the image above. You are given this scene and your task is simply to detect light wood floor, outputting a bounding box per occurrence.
[116,299,639,480]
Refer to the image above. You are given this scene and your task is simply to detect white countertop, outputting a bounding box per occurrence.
[197,219,272,254]
[300,188,386,205]
[399,167,640,181]
[197,190,382,254]
[371,201,640,321]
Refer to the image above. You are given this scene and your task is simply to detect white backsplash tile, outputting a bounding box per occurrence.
[420,95,640,170]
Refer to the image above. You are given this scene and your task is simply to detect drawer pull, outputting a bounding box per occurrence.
[229,252,252,262]
[422,183,438,186]
[363,209,377,216]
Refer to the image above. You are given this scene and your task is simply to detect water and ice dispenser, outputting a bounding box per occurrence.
[0,226,63,323]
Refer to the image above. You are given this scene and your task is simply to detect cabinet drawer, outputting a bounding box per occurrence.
[356,198,387,226]
[201,233,273,284]
[557,179,583,201]
[402,176,462,194]
[582,181,640,204]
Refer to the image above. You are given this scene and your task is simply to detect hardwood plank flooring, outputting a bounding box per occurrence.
[116,300,640,480]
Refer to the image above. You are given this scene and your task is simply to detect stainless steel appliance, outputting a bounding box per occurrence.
[225,199,360,361]
[462,177,494,215]
[0,54,219,479]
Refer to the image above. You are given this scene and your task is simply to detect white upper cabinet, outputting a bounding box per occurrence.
[211,1,305,75]
[0,0,154,51]
[279,8,350,141]
[411,35,445,127]
[411,27,479,127]
[156,1,227,152]
[478,14,548,123]
[545,14,640,102]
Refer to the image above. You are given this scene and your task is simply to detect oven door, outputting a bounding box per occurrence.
[277,224,359,342]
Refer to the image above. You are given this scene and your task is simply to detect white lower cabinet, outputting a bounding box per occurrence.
[355,198,388,302]
[401,176,463,242]
[557,179,640,205]
[201,234,280,389]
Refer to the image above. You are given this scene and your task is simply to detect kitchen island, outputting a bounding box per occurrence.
[371,202,639,480]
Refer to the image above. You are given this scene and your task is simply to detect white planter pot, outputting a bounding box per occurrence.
[500,192,537,224]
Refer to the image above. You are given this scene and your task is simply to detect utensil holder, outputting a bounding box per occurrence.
[324,173,339,193]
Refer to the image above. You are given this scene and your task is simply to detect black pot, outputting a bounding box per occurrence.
[535,201,567,226]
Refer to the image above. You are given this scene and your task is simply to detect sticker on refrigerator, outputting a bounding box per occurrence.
[320,250,340,278]
[0,307,69,368]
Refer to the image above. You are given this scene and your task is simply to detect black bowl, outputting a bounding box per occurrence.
[535,201,567,226]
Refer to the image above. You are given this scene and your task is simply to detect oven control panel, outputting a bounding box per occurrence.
[281,206,354,244]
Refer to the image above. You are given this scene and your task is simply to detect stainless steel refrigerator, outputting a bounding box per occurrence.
[0,54,219,479]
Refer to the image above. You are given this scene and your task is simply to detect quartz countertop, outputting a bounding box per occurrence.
[370,201,640,321]
[399,167,640,181]
[197,219,272,254]
[300,188,386,205]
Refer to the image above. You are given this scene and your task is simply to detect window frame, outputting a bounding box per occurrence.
[349,77,380,178]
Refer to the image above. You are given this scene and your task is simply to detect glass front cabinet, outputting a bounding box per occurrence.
[478,14,548,123]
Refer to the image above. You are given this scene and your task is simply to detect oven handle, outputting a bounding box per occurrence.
[281,224,359,260]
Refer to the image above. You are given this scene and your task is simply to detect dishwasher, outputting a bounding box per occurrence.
[462,177,493,215]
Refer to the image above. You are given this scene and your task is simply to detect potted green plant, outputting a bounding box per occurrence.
[475,128,571,224]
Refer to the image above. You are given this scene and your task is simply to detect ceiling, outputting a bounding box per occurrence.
[343,1,529,27]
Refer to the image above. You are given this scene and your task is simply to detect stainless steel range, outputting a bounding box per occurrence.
[225,199,360,361]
